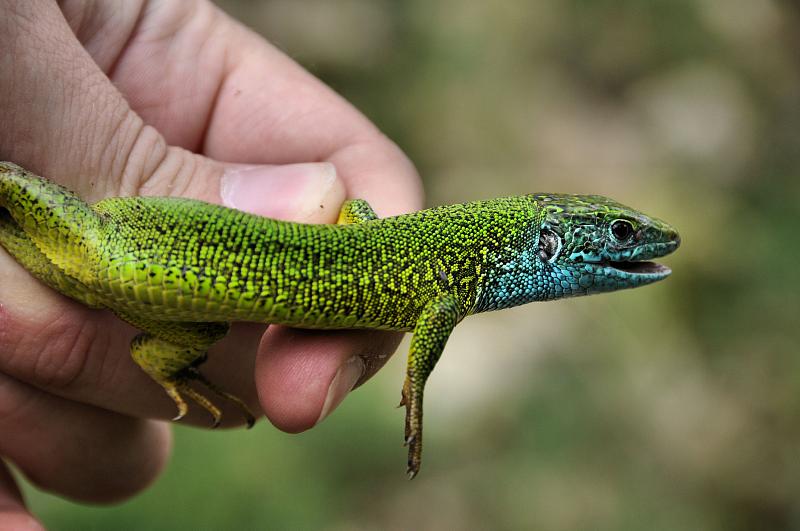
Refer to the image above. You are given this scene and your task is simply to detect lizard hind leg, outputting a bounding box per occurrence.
[0,209,102,307]
[0,162,103,284]
[130,334,256,428]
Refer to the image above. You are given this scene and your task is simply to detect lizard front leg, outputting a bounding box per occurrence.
[337,198,378,224]
[403,293,460,478]
[336,198,457,476]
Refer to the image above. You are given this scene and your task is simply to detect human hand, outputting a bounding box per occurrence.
[0,0,422,526]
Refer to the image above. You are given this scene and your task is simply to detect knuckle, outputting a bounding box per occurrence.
[111,119,215,202]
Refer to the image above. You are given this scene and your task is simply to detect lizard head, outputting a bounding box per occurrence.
[533,193,681,297]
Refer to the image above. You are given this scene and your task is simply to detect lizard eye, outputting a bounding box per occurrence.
[538,228,561,262]
[610,219,634,242]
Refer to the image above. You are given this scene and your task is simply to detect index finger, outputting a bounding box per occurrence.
[92,3,423,214]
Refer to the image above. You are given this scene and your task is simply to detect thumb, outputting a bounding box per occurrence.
[0,2,346,221]
[220,162,345,223]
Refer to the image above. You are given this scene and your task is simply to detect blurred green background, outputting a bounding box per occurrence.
[25,0,800,529]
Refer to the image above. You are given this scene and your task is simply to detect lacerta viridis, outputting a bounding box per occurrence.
[0,161,679,477]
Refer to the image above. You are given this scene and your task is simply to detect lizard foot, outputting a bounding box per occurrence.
[164,382,190,421]
[184,367,257,428]
[175,380,223,428]
[131,333,256,428]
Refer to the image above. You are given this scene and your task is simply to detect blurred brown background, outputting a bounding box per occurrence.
[27,1,800,529]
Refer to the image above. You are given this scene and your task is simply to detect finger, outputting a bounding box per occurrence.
[221,163,408,431]
[199,15,424,216]
[0,371,171,503]
[0,0,143,200]
[256,327,402,433]
[0,462,43,531]
[0,1,252,205]
[59,0,424,214]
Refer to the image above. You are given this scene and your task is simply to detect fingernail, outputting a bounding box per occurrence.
[316,356,365,425]
[221,162,342,221]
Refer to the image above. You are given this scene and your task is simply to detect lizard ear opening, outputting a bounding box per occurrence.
[538,228,561,263]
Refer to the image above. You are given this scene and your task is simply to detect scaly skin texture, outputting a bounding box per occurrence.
[0,162,680,477]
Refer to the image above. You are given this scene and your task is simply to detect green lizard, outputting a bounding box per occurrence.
[0,161,679,477]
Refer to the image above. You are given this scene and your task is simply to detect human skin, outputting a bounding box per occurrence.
[0,1,422,527]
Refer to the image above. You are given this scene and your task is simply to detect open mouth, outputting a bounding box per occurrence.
[608,261,671,276]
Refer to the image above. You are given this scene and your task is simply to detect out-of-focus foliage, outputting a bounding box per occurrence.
[26,1,800,529]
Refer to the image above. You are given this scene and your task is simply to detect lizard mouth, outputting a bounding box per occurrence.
[603,238,680,278]
[608,260,671,276]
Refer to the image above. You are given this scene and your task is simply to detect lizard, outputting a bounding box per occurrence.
[0,161,680,477]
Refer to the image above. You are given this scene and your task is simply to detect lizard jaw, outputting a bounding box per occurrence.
[603,237,680,279]
[607,260,671,277]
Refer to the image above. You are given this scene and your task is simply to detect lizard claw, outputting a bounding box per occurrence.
[165,382,189,422]
[406,450,421,479]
